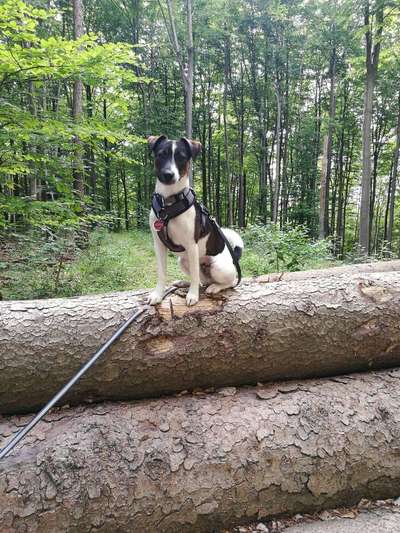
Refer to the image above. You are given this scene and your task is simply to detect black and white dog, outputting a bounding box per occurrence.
[147,135,243,306]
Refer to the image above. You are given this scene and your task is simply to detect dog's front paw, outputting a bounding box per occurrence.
[148,290,164,305]
[186,289,199,306]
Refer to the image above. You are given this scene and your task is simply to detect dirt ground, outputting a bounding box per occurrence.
[224,498,400,533]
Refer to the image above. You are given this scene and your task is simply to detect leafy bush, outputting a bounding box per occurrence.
[241,223,333,275]
[1,227,83,300]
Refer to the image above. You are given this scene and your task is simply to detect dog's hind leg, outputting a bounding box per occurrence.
[205,252,238,294]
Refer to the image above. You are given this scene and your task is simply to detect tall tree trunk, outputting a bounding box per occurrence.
[335,81,348,256]
[384,90,400,252]
[359,1,384,254]
[280,51,290,228]
[72,0,85,197]
[184,0,193,142]
[103,99,111,211]
[272,77,282,224]
[121,163,129,230]
[161,0,194,184]
[85,84,96,198]
[238,61,245,228]
[341,132,355,257]
[319,46,337,239]
[28,79,38,200]
[311,73,322,237]
[223,32,233,226]
[215,112,222,224]
[207,91,213,211]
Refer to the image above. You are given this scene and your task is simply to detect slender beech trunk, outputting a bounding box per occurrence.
[238,61,245,228]
[185,0,193,142]
[103,99,111,211]
[272,75,282,224]
[335,81,348,255]
[207,81,213,211]
[384,90,400,251]
[121,163,129,230]
[309,72,322,236]
[85,84,96,197]
[162,0,194,183]
[223,32,233,226]
[319,46,337,239]
[215,112,222,223]
[359,0,384,254]
[72,0,85,197]
[28,79,38,199]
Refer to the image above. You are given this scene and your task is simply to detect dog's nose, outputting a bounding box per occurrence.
[162,172,174,182]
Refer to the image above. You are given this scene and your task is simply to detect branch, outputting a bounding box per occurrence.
[157,0,185,76]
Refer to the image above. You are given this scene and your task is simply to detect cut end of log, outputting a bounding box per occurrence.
[157,293,224,320]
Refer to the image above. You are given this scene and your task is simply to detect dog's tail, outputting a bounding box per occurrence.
[220,227,244,261]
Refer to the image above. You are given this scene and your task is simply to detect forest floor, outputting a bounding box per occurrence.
[1,227,337,301]
[225,498,400,532]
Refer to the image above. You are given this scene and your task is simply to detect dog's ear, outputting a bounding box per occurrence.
[180,138,202,161]
[147,135,167,153]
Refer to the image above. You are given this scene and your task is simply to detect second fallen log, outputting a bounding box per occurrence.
[2,369,400,532]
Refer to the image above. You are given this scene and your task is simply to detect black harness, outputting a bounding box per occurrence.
[152,188,242,285]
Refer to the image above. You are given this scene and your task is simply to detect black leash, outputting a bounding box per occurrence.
[0,286,177,461]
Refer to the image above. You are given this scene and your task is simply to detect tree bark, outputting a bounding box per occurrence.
[359,1,384,254]
[384,90,400,251]
[223,31,233,226]
[319,46,337,240]
[272,76,282,224]
[256,258,400,282]
[2,369,400,532]
[72,0,85,197]
[103,98,111,211]
[334,80,348,256]
[185,0,193,142]
[160,0,194,184]
[1,266,400,415]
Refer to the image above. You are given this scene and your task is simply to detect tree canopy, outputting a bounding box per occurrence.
[1,0,399,258]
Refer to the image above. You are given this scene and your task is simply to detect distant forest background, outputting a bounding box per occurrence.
[1,0,400,264]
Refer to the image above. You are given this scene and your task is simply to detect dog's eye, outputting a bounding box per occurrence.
[176,151,186,160]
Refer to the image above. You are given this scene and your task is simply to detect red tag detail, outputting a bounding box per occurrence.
[154,219,164,231]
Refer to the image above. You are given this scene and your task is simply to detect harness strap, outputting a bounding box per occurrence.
[152,188,242,285]
[152,188,195,222]
[152,188,195,252]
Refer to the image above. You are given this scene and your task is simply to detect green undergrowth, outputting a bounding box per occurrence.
[1,224,338,301]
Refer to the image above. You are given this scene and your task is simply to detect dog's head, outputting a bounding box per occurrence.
[148,135,202,185]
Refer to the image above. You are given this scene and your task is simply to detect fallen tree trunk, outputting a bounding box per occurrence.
[256,259,400,283]
[1,369,400,532]
[1,266,400,414]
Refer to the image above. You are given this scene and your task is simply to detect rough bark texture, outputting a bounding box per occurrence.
[72,0,85,197]
[1,264,400,415]
[359,2,384,254]
[2,369,400,532]
[255,259,400,283]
